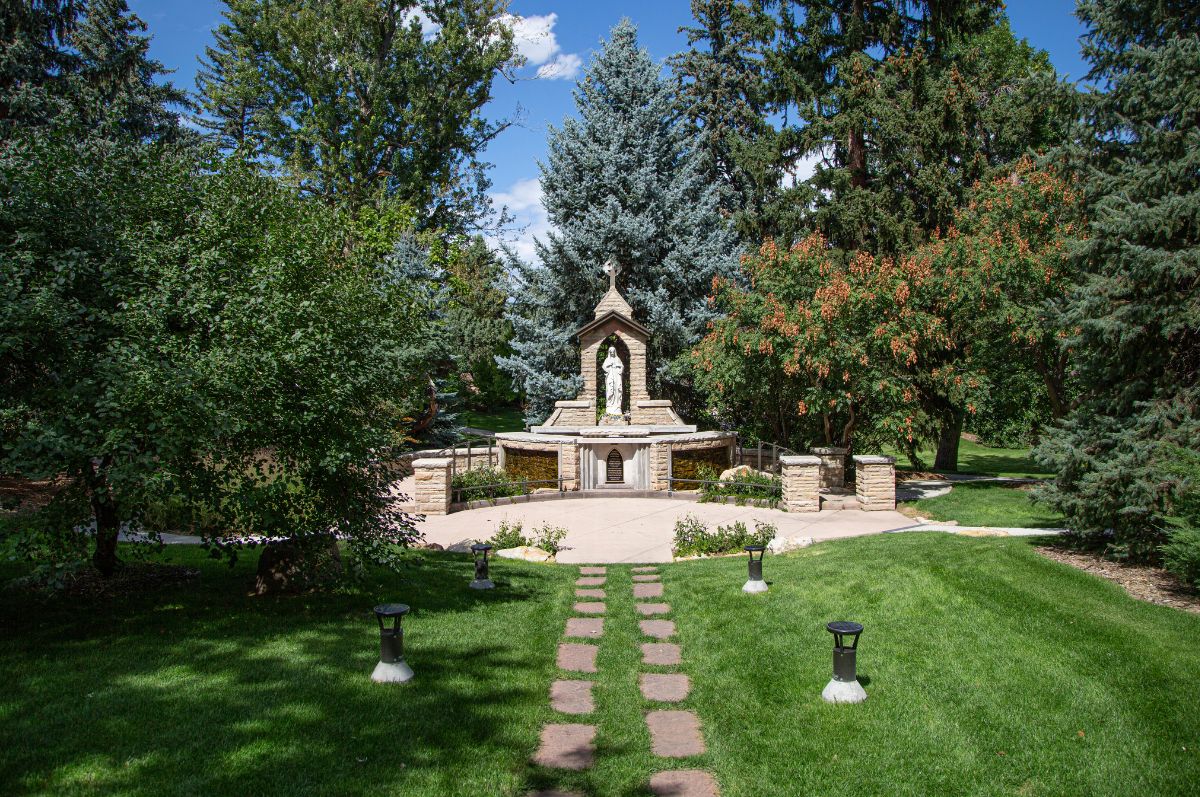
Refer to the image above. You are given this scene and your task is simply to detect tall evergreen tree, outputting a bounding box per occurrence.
[195,0,516,230]
[671,0,780,242]
[499,20,738,424]
[1035,0,1199,561]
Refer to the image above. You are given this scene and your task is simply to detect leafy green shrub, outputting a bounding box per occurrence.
[487,519,529,549]
[1162,528,1200,589]
[532,523,568,554]
[484,520,568,554]
[1160,447,1200,589]
[452,467,526,503]
[700,469,783,507]
[672,514,777,557]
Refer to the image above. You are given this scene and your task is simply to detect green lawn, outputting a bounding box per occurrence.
[3,535,1198,795]
[885,437,1053,478]
[901,482,1067,528]
[460,406,525,433]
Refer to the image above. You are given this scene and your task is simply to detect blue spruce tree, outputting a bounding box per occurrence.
[498,19,738,424]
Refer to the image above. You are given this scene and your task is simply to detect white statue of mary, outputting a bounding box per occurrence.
[602,348,624,415]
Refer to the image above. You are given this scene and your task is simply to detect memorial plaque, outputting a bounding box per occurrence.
[606,449,623,483]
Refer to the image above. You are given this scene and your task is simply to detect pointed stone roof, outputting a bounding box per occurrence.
[593,286,633,319]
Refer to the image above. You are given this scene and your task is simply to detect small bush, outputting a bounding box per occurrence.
[672,514,777,557]
[487,519,529,549]
[452,467,527,503]
[1162,526,1200,589]
[532,523,568,554]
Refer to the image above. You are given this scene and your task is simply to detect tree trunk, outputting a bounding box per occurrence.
[88,460,121,577]
[933,409,964,472]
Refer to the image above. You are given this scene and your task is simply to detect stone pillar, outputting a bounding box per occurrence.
[649,442,670,490]
[780,455,821,512]
[811,446,849,490]
[853,455,896,511]
[412,457,452,515]
[559,443,579,491]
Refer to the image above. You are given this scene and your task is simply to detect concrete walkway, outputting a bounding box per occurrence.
[400,482,917,563]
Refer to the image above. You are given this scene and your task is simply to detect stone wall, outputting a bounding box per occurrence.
[545,399,594,427]
[499,440,576,491]
[780,455,821,512]
[853,455,896,511]
[631,399,683,426]
[811,446,849,490]
[412,458,451,515]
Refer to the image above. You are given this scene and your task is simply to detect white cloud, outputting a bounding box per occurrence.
[489,177,554,264]
[536,53,582,81]
[782,146,833,188]
[498,13,581,81]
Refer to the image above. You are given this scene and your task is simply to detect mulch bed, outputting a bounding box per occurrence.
[1036,546,1200,615]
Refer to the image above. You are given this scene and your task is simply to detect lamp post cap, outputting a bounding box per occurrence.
[470,543,493,553]
[374,603,410,618]
[826,620,863,635]
[744,545,766,552]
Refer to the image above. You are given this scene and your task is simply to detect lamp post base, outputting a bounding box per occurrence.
[821,678,866,704]
[742,578,768,594]
[372,659,415,683]
[469,579,495,590]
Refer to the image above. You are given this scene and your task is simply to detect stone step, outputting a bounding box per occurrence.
[820,493,860,510]
[640,673,690,703]
[557,643,598,673]
[573,601,605,615]
[550,680,595,715]
[579,566,606,575]
[636,602,671,616]
[575,576,606,587]
[532,723,595,770]
[632,566,659,573]
[634,582,664,598]
[639,620,676,639]
[641,643,681,666]
[564,618,603,638]
[646,710,706,758]
[633,574,661,582]
[575,588,605,599]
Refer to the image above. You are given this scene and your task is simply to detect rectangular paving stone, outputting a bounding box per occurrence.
[640,673,691,703]
[632,566,659,573]
[633,582,664,598]
[550,680,595,715]
[579,566,607,575]
[640,619,676,639]
[633,574,661,582]
[564,617,604,638]
[558,643,599,673]
[532,723,596,770]
[641,642,682,666]
[575,588,606,599]
[646,710,706,758]
[649,770,719,797]
[636,603,671,617]
[576,576,606,587]
[573,602,605,615]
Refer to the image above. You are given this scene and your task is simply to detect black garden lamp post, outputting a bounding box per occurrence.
[821,620,866,703]
[469,543,495,590]
[371,603,414,683]
[742,545,768,593]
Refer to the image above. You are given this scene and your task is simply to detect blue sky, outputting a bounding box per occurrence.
[128,1,1090,259]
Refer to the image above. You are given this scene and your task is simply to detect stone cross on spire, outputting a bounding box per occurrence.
[603,259,621,291]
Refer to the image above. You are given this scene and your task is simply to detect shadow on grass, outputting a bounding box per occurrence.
[0,549,569,796]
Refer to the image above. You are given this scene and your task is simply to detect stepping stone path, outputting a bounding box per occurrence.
[641,642,682,666]
[533,724,595,770]
[557,643,598,673]
[533,564,718,794]
[564,618,603,638]
[633,582,664,598]
[550,680,595,715]
[639,619,676,639]
[640,673,691,702]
